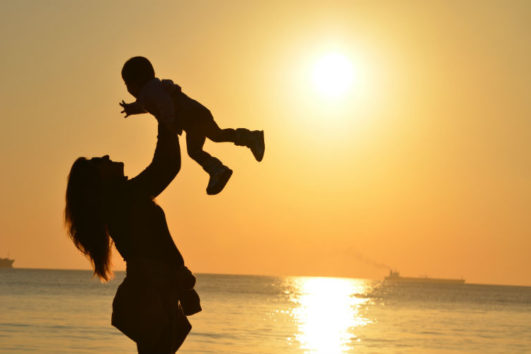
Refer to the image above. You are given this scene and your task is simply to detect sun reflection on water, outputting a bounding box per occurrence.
[287,277,372,353]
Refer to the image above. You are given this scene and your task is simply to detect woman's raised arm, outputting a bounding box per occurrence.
[127,123,180,198]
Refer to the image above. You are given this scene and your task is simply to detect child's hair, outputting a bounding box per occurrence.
[121,56,155,86]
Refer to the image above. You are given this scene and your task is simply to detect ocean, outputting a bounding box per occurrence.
[1,269,530,353]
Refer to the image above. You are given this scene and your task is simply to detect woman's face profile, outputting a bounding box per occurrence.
[91,155,125,182]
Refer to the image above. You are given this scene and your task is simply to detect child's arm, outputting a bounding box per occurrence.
[119,100,147,118]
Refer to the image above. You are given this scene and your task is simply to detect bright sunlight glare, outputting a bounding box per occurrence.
[312,52,354,99]
[290,277,371,353]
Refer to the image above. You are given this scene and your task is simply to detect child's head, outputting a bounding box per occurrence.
[121,56,155,97]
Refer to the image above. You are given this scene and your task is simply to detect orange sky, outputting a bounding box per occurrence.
[1,1,530,286]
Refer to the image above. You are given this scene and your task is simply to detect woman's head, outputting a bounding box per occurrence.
[64,155,124,281]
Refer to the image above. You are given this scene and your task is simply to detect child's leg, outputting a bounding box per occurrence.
[202,115,265,162]
[201,117,237,143]
[186,131,232,195]
[186,132,219,169]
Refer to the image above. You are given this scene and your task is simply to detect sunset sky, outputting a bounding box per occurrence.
[1,0,530,286]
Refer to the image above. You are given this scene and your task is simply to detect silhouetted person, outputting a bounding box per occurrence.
[65,120,200,353]
[119,56,265,195]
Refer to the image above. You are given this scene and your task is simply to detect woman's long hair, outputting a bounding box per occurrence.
[65,157,112,281]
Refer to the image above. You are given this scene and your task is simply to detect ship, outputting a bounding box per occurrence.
[384,270,465,284]
[0,257,15,268]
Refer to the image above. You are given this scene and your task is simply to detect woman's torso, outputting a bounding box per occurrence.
[106,188,184,267]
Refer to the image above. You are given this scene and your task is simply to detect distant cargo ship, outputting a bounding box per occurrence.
[384,270,465,284]
[0,258,14,268]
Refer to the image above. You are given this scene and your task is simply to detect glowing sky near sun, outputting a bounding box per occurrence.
[312,52,354,99]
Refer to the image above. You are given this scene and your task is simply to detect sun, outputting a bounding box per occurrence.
[312,52,354,99]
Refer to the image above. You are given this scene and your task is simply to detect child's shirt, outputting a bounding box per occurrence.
[135,78,178,126]
[133,77,208,133]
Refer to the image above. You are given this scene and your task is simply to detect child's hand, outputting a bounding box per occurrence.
[120,100,146,118]
[119,100,132,118]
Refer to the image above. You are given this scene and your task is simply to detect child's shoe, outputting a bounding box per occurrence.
[235,129,265,161]
[206,165,233,195]
[249,130,265,162]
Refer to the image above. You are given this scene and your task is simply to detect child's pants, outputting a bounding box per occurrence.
[185,110,252,174]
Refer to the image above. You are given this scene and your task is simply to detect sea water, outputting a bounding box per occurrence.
[1,269,530,353]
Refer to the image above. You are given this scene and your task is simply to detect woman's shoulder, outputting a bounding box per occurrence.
[118,181,162,210]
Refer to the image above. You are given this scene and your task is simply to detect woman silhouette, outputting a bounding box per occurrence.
[65,121,200,353]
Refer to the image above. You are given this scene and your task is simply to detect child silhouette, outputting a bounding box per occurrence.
[120,56,265,195]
